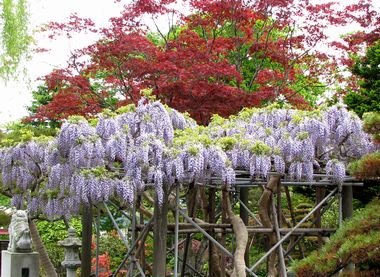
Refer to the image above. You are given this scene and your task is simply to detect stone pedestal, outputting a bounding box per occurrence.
[1,250,39,277]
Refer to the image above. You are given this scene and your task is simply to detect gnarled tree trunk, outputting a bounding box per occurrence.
[28,219,58,277]
[258,175,281,277]
[223,186,248,277]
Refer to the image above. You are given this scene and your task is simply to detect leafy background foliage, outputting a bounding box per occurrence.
[344,40,380,118]
[0,0,32,79]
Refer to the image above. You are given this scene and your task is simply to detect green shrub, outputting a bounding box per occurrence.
[348,151,380,179]
[0,210,11,228]
[36,218,82,244]
[36,218,82,274]
[95,231,128,272]
[0,194,11,207]
[292,199,380,276]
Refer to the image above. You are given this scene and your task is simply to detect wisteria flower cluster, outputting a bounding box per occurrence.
[0,99,223,218]
[206,104,376,183]
[0,101,376,219]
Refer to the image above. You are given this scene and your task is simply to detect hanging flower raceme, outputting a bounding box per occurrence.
[57,116,96,158]
[1,139,50,210]
[325,159,346,184]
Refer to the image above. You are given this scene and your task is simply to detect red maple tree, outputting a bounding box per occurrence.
[25,0,380,125]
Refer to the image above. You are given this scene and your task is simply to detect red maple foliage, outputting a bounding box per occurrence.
[26,0,380,125]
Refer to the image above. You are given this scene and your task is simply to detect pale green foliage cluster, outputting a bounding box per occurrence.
[0,0,32,79]
[0,121,56,147]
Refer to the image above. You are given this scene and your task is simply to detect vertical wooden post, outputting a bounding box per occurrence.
[181,183,197,277]
[239,186,249,266]
[129,194,137,275]
[152,186,169,277]
[221,189,228,277]
[284,186,305,257]
[95,207,100,277]
[239,187,249,224]
[138,195,146,273]
[342,185,353,220]
[342,185,354,274]
[81,204,93,277]
[276,183,282,227]
[315,186,326,246]
[174,185,180,277]
[208,187,218,277]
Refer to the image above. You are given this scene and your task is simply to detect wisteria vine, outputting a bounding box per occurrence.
[0,100,377,219]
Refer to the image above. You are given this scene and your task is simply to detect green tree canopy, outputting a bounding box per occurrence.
[345,40,380,117]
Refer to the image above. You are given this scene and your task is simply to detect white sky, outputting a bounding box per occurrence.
[0,0,378,126]
[0,0,124,125]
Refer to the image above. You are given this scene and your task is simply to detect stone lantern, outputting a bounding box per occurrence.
[58,227,81,277]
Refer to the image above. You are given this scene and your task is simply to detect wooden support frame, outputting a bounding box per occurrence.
[94,172,356,277]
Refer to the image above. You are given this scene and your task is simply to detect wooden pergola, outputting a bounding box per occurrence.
[94,171,361,277]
